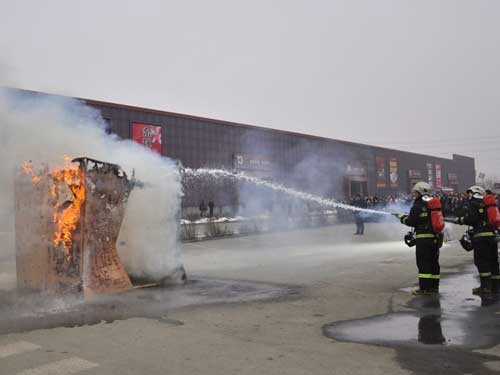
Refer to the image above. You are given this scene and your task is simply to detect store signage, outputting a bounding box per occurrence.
[408,169,422,179]
[346,164,366,176]
[426,162,434,188]
[132,123,162,154]
[233,154,272,171]
[435,163,442,188]
[376,157,386,188]
[389,158,398,188]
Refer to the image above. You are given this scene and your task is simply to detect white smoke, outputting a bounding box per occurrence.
[0,88,182,282]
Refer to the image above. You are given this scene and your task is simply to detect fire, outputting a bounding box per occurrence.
[22,157,85,258]
[51,157,85,257]
[21,161,42,184]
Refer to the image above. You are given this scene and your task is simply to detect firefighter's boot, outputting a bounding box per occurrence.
[429,277,439,294]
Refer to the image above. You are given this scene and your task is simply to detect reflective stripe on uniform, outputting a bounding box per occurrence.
[416,233,435,239]
[492,275,500,280]
[419,212,429,217]
[479,272,492,277]
[473,232,496,238]
[418,274,440,279]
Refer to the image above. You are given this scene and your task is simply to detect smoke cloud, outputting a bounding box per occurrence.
[0,88,182,283]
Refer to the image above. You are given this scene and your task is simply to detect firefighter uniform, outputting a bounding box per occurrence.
[458,197,499,294]
[400,195,441,293]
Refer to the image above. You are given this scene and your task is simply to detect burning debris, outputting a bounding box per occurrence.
[15,157,137,298]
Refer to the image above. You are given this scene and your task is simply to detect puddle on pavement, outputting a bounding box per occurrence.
[0,278,299,334]
[324,266,500,349]
[323,265,500,375]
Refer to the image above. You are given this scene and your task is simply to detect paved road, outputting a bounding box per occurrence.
[0,223,499,374]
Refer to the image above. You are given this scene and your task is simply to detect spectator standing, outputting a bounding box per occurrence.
[351,194,367,235]
[208,200,215,218]
[199,200,208,218]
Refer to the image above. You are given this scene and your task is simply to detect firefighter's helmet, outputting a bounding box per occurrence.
[412,181,432,196]
[467,185,486,199]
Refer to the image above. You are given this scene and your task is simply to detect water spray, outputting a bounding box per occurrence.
[182,168,400,217]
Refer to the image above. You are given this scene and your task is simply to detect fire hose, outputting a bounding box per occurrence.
[390,213,500,248]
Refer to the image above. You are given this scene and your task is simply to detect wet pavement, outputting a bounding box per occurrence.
[1,224,495,374]
[0,277,300,335]
[324,265,500,374]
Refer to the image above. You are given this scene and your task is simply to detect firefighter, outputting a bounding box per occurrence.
[399,182,441,295]
[455,186,499,295]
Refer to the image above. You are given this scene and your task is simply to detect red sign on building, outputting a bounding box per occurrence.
[375,157,386,188]
[131,123,162,154]
[435,163,442,188]
[426,162,434,188]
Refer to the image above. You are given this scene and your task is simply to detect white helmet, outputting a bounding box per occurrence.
[467,185,485,199]
[412,181,432,195]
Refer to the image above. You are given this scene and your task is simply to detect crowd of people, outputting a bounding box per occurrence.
[439,192,489,217]
[349,191,500,218]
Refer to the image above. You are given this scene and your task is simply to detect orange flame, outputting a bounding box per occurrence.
[21,157,85,258]
[51,157,85,257]
[21,161,42,184]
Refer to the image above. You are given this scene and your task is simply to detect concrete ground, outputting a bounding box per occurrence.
[0,223,499,375]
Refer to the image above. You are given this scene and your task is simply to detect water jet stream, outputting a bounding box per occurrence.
[182,168,394,216]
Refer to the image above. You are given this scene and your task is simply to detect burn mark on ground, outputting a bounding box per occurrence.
[323,266,500,375]
[0,278,299,335]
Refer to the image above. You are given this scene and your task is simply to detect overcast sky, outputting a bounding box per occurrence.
[1,0,499,177]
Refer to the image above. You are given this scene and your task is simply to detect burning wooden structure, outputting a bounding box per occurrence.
[15,157,133,298]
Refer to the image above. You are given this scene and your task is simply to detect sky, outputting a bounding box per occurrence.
[1,0,499,178]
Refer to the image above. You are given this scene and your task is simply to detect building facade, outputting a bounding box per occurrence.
[85,97,475,200]
[8,89,477,208]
